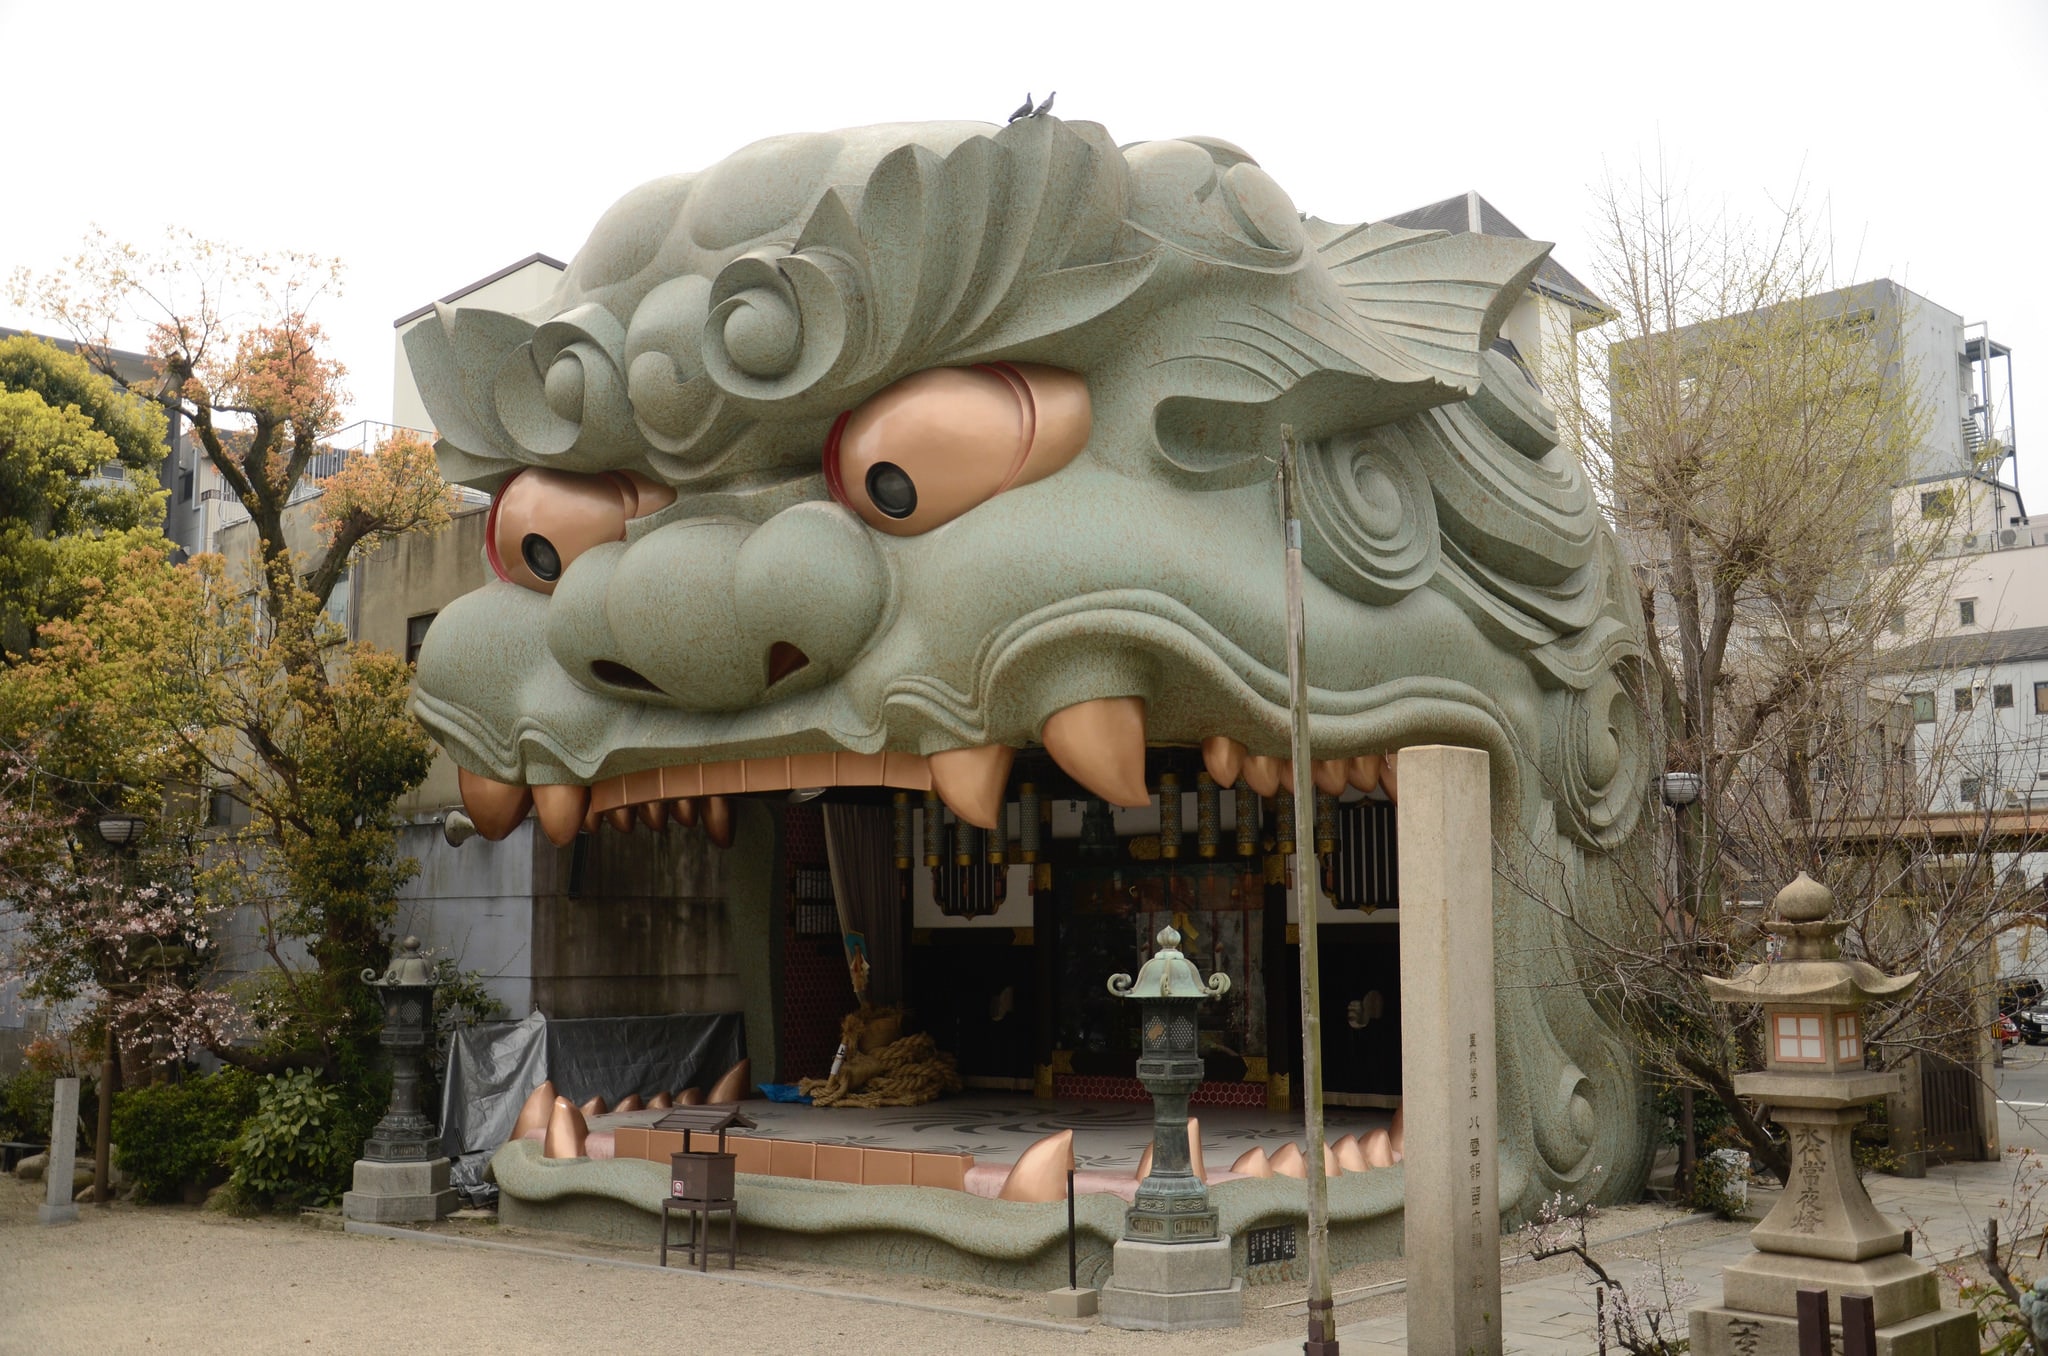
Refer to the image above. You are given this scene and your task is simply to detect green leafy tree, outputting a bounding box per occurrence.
[0,334,171,659]
[6,234,454,1129]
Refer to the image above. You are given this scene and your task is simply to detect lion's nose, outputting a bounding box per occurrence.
[568,503,885,712]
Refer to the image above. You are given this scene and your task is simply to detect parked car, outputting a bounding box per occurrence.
[1998,1013,2023,1046]
[2001,978,2046,1044]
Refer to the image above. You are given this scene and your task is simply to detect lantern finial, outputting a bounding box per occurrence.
[1772,872,1833,924]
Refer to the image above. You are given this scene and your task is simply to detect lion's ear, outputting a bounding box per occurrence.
[1307,219,1549,396]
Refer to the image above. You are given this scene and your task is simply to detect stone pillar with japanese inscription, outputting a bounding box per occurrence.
[1397,745,1501,1356]
[1687,875,1973,1355]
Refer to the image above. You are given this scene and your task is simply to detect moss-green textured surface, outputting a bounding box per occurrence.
[414,115,1660,1222]
[493,1140,1402,1289]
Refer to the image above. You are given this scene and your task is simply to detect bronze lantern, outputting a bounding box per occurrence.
[1107,926,1231,1244]
[360,937,445,1162]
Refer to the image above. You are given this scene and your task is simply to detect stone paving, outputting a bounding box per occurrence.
[1230,1153,2033,1355]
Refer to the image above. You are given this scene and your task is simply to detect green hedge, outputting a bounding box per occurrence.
[111,1069,260,1203]
[1,1067,58,1144]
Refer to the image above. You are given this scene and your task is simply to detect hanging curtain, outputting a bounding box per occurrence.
[822,803,902,1007]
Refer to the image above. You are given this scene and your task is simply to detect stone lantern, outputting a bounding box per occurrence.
[1688,874,1972,1352]
[1099,925,1242,1332]
[342,937,457,1223]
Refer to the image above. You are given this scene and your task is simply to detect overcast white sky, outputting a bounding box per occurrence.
[3,0,2043,498]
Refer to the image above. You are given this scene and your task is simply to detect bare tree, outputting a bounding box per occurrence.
[1522,162,2035,1185]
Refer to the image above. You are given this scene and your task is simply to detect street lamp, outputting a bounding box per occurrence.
[1658,772,1702,808]
[1656,768,1708,1192]
[89,813,148,1207]
[95,814,147,846]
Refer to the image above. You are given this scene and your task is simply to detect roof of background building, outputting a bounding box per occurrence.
[1380,192,1609,317]
[393,253,567,327]
[1888,624,2048,673]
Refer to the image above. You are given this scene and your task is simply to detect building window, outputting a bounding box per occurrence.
[1921,488,1955,518]
[1961,776,1984,806]
[1910,692,1935,723]
[207,789,246,828]
[1955,688,1975,713]
[1835,1013,1862,1063]
[1960,599,1977,626]
[1995,684,2014,709]
[406,612,437,665]
[2036,681,2048,715]
[1774,1013,1826,1063]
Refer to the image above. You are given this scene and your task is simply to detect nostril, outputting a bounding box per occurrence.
[766,641,811,687]
[590,660,664,694]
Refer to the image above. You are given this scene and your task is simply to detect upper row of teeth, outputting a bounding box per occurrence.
[456,698,1400,847]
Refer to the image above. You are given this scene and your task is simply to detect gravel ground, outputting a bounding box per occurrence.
[0,1174,1716,1355]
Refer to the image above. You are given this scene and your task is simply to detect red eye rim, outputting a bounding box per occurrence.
[483,468,529,584]
[822,364,1037,521]
[822,409,854,511]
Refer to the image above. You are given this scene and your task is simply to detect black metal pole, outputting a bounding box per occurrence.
[93,1023,115,1206]
[1067,1168,1077,1290]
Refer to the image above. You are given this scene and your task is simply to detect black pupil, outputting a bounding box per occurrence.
[866,462,917,519]
[522,533,562,581]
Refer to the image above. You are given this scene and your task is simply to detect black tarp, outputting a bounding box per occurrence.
[439,1010,746,1202]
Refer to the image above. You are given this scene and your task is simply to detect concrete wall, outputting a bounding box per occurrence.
[388,806,783,1034]
[1891,281,1970,485]
[1948,542,2048,633]
[393,820,542,1018]
[531,823,739,1018]
[351,506,491,818]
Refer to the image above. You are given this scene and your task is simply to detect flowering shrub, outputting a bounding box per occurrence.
[1524,1187,1699,1355]
[0,746,243,1065]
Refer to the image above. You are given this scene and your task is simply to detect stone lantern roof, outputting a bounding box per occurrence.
[1701,874,1918,1010]
[363,936,440,988]
[1106,926,1231,1001]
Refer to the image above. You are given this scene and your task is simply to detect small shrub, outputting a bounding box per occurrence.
[0,1067,58,1144]
[111,1069,259,1203]
[228,1069,361,1209]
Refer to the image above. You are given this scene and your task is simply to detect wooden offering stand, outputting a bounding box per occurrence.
[653,1106,756,1271]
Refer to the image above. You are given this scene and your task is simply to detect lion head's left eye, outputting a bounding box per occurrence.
[487,468,675,595]
[825,363,1090,536]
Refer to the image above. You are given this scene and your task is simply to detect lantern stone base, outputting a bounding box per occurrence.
[1688,1303,1974,1355]
[341,1156,458,1224]
[1688,1250,1973,1355]
[1099,1237,1243,1331]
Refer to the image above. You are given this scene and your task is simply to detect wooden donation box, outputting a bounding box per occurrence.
[653,1106,755,1271]
[671,1148,735,1203]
